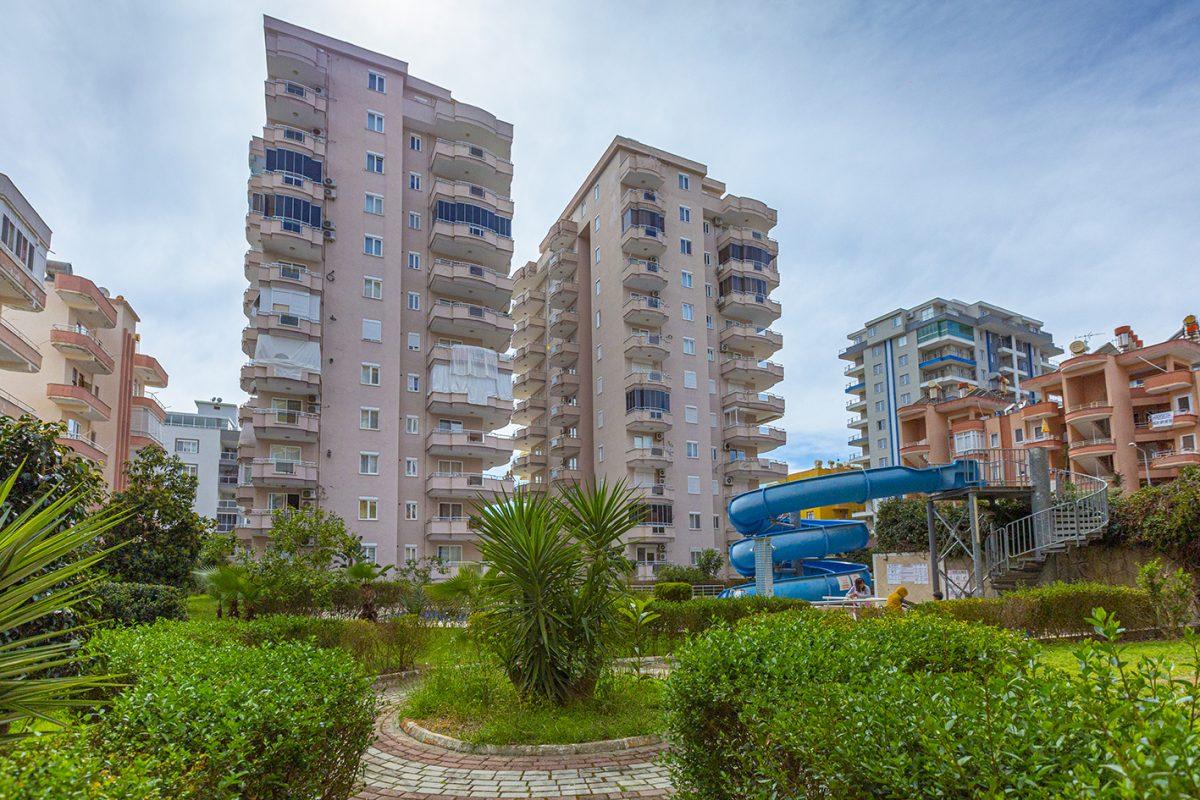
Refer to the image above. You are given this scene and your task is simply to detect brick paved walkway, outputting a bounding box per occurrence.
[352,692,673,799]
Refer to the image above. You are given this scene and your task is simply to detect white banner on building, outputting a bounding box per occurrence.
[886,562,930,586]
[1150,411,1175,429]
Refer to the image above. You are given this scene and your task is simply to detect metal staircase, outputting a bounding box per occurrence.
[983,470,1109,590]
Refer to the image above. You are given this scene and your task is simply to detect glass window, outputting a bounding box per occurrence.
[681,270,693,288]
[358,498,378,520]
[679,206,691,223]
[678,173,690,190]
[409,172,421,191]
[362,319,382,342]
[363,276,382,299]
[405,458,418,477]
[407,332,421,351]
[408,212,421,229]
[409,134,422,151]
[680,238,692,255]
[407,252,421,270]
[407,292,420,310]
[364,193,384,215]
[405,416,419,434]
[686,441,699,458]
[366,111,384,132]
[368,71,386,93]
[359,452,379,475]
[405,502,419,521]
[361,363,380,385]
[364,235,383,256]
[407,374,420,392]
[360,408,380,430]
[683,337,696,355]
[175,438,199,454]
[682,303,694,321]
[366,152,384,173]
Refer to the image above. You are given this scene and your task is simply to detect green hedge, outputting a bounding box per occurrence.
[93,582,188,626]
[918,581,1155,636]
[665,609,1200,799]
[648,595,809,638]
[652,581,692,602]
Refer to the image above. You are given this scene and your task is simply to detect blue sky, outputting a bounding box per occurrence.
[2,0,1197,468]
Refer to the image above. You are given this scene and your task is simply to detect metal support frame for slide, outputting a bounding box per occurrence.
[926,492,983,598]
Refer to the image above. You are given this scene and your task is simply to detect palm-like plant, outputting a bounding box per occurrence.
[473,480,642,705]
[344,561,393,622]
[425,561,484,617]
[0,469,128,735]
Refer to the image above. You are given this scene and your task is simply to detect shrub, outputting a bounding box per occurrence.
[1137,557,1196,637]
[92,582,188,626]
[919,581,1154,636]
[1108,465,1200,567]
[0,727,168,799]
[655,564,712,585]
[85,621,377,799]
[652,582,693,602]
[648,595,809,639]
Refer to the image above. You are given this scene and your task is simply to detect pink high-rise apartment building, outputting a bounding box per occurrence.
[510,138,784,577]
[238,18,515,566]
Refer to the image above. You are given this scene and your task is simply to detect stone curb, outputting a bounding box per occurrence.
[400,717,665,756]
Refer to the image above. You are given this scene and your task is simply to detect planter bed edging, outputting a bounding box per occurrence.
[400,718,664,756]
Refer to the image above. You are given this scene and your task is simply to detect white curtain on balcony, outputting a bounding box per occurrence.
[430,344,512,405]
[260,287,320,320]
[252,334,321,379]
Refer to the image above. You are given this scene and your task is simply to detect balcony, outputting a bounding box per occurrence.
[425,516,475,543]
[428,300,513,351]
[539,218,579,252]
[624,333,670,360]
[0,317,41,372]
[722,391,785,423]
[627,445,673,469]
[511,288,545,319]
[426,472,513,500]
[626,525,674,545]
[1064,401,1113,425]
[619,155,664,189]
[512,261,543,295]
[0,245,46,311]
[846,381,867,394]
[131,394,167,424]
[265,34,328,90]
[431,138,513,195]
[848,434,868,447]
[717,259,779,290]
[625,370,671,392]
[550,467,584,487]
[548,340,580,367]
[546,249,580,281]
[248,168,323,205]
[723,424,786,452]
[46,383,110,421]
[511,316,546,351]
[54,273,117,329]
[1152,448,1200,469]
[547,278,579,311]
[433,98,512,161]
[426,391,512,431]
[425,429,514,469]
[428,257,513,311]
[243,311,321,356]
[717,226,778,257]
[261,124,325,159]
[548,368,580,397]
[428,220,514,273]
[240,361,320,396]
[844,362,865,376]
[512,426,545,452]
[550,433,581,456]
[626,407,672,433]
[1144,369,1194,395]
[621,257,668,293]
[511,342,545,372]
[264,79,327,132]
[846,397,867,412]
[513,369,546,400]
[57,431,107,464]
[245,252,323,292]
[238,508,274,535]
[429,178,514,219]
[637,483,673,503]
[247,458,318,488]
[426,344,513,384]
[50,324,114,375]
[620,223,667,258]
[1058,353,1108,375]
[717,291,781,327]
[0,387,35,419]
[722,458,788,482]
[720,195,778,231]
[548,308,579,339]
[721,357,784,391]
[512,397,547,427]
[245,407,319,443]
[622,295,668,327]
[549,401,581,426]
[1021,400,1060,421]
[512,452,548,475]
[1021,431,1065,450]
[720,323,782,359]
[848,416,869,429]
[246,212,325,262]
[900,439,931,458]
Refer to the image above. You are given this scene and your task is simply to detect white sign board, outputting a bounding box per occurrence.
[946,570,972,599]
[1150,411,1175,429]
[886,562,930,586]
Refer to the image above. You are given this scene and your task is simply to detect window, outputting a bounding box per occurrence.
[875,400,885,412]
[868,328,878,339]
[358,497,378,520]
[593,184,600,201]
[594,278,601,295]
[678,173,690,190]
[407,373,420,392]
[684,370,697,389]
[680,238,693,255]
[407,332,421,351]
[408,172,422,191]
[409,134,422,151]
[682,303,694,321]
[364,235,383,256]
[1182,433,1197,451]
[989,432,1000,447]
[407,292,420,310]
[679,206,692,223]
[872,345,882,356]
[899,374,910,386]
[404,502,419,521]
[898,354,908,366]
[593,215,600,232]
[706,315,714,329]
[595,310,602,328]
[687,475,701,494]
[704,252,712,267]
[686,441,699,458]
[681,270,694,288]
[368,71,386,92]
[366,111,385,132]
[685,405,699,423]
[595,344,603,360]
[874,382,884,394]
[405,416,419,435]
[593,246,600,264]
[363,276,382,299]
[360,452,379,475]
[709,411,717,426]
[893,316,902,327]
[362,319,382,342]
[436,544,461,563]
[361,363,380,385]
[877,437,888,449]
[364,193,384,215]
[597,445,605,462]
[359,544,378,564]
[408,212,421,229]
[360,408,380,430]
[596,376,604,394]
[898,335,908,346]
[899,392,911,405]
[405,458,418,477]
[596,410,604,428]
[407,252,421,270]
[1177,395,1193,413]
[180,463,198,478]
[174,438,199,454]
[876,420,886,431]
[707,347,715,362]
[873,363,883,375]
[688,512,702,530]
[366,152,384,173]
[683,337,696,355]
[404,544,418,562]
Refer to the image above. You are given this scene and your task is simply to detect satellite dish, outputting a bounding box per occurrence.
[1069,340,1088,355]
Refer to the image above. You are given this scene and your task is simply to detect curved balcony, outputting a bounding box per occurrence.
[1059,353,1107,375]
[512,452,547,476]
[428,300,513,351]
[723,391,785,423]
[720,323,782,360]
[433,98,513,162]
[429,178,514,219]
[511,316,545,351]
[0,317,42,373]
[512,397,547,427]
[261,125,325,159]
[550,467,583,486]
[721,357,784,392]
[513,369,546,400]
[548,368,580,397]
[621,187,663,212]
[431,138,513,195]
[548,340,580,368]
[546,250,579,281]
[540,218,578,252]
[716,226,778,258]
[723,424,786,451]
[619,155,664,189]
[547,278,578,311]
[1067,437,1116,457]
[57,431,107,464]
[49,324,114,375]
[426,472,513,500]
[427,429,514,469]
[511,342,545,372]
[637,483,673,503]
[950,419,985,435]
[1021,432,1065,450]
[549,401,581,426]
[240,361,320,396]
[428,220,514,273]
[248,168,323,205]
[244,407,319,443]
[1152,449,1200,469]
[425,516,475,543]
[620,224,667,258]
[1021,400,1060,421]
[512,261,543,295]
[548,308,579,339]
[625,370,671,392]
[626,407,672,433]
[239,508,274,535]
[245,252,323,292]
[426,344,513,382]
[511,288,545,319]
[0,246,46,312]
[1144,369,1194,395]
[512,426,545,453]
[246,458,318,488]
[246,212,325,262]
[627,445,672,469]
[242,312,321,357]
[1064,401,1113,425]
[131,394,167,423]
[622,295,668,327]
[722,458,788,482]
[264,79,327,132]
[717,258,779,290]
[428,257,513,311]
[46,383,110,421]
[720,195,778,231]
[550,433,581,457]
[426,391,512,431]
[54,273,117,329]
[717,291,781,327]
[266,36,328,91]
[621,257,668,293]
[624,333,670,361]
[900,439,931,459]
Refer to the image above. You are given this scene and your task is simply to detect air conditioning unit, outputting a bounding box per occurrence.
[653,432,664,441]
[719,344,728,353]
[323,177,337,188]
[321,219,336,230]
[723,443,731,451]
[324,186,337,200]
[323,229,336,241]
[724,476,735,486]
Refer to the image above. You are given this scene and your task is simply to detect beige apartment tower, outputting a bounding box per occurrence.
[511,138,785,578]
[238,18,515,567]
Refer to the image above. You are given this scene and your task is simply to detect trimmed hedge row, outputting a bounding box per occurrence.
[93,582,188,626]
[918,581,1155,636]
[651,581,692,602]
[647,595,810,638]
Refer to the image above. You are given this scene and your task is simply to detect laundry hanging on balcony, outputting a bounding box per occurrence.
[430,344,513,405]
[252,334,321,380]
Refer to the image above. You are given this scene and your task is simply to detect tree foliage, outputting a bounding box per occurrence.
[1109,466,1200,568]
[0,416,103,523]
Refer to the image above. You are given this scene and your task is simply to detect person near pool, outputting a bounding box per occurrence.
[885,585,915,612]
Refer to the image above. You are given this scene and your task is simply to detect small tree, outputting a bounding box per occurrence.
[695,548,724,581]
[100,446,212,587]
[343,561,394,622]
[618,594,660,677]
[0,416,103,522]
[263,506,360,569]
[1136,557,1195,637]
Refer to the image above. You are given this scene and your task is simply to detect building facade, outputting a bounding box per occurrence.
[237,17,515,567]
[0,173,51,417]
[510,137,785,576]
[163,400,240,531]
[840,298,1061,469]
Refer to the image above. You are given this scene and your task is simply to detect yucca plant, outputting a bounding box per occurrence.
[472,480,641,705]
[0,469,128,735]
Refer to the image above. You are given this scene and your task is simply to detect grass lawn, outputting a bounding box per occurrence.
[187,593,218,620]
[415,625,475,668]
[1038,636,1200,677]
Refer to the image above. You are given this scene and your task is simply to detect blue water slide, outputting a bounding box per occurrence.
[720,462,980,601]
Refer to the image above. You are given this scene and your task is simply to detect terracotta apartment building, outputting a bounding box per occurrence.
[237,18,516,566]
[510,137,784,576]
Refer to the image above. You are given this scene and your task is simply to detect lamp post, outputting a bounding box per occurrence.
[1128,442,1151,487]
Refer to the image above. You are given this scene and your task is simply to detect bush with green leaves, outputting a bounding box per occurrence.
[665,608,1200,799]
[92,581,187,626]
[918,581,1154,636]
[1106,465,1200,567]
[652,581,693,602]
[654,564,713,585]
[1136,557,1196,637]
[648,595,810,640]
[0,727,168,799]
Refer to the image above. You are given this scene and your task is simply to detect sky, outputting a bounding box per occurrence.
[1,0,1198,469]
